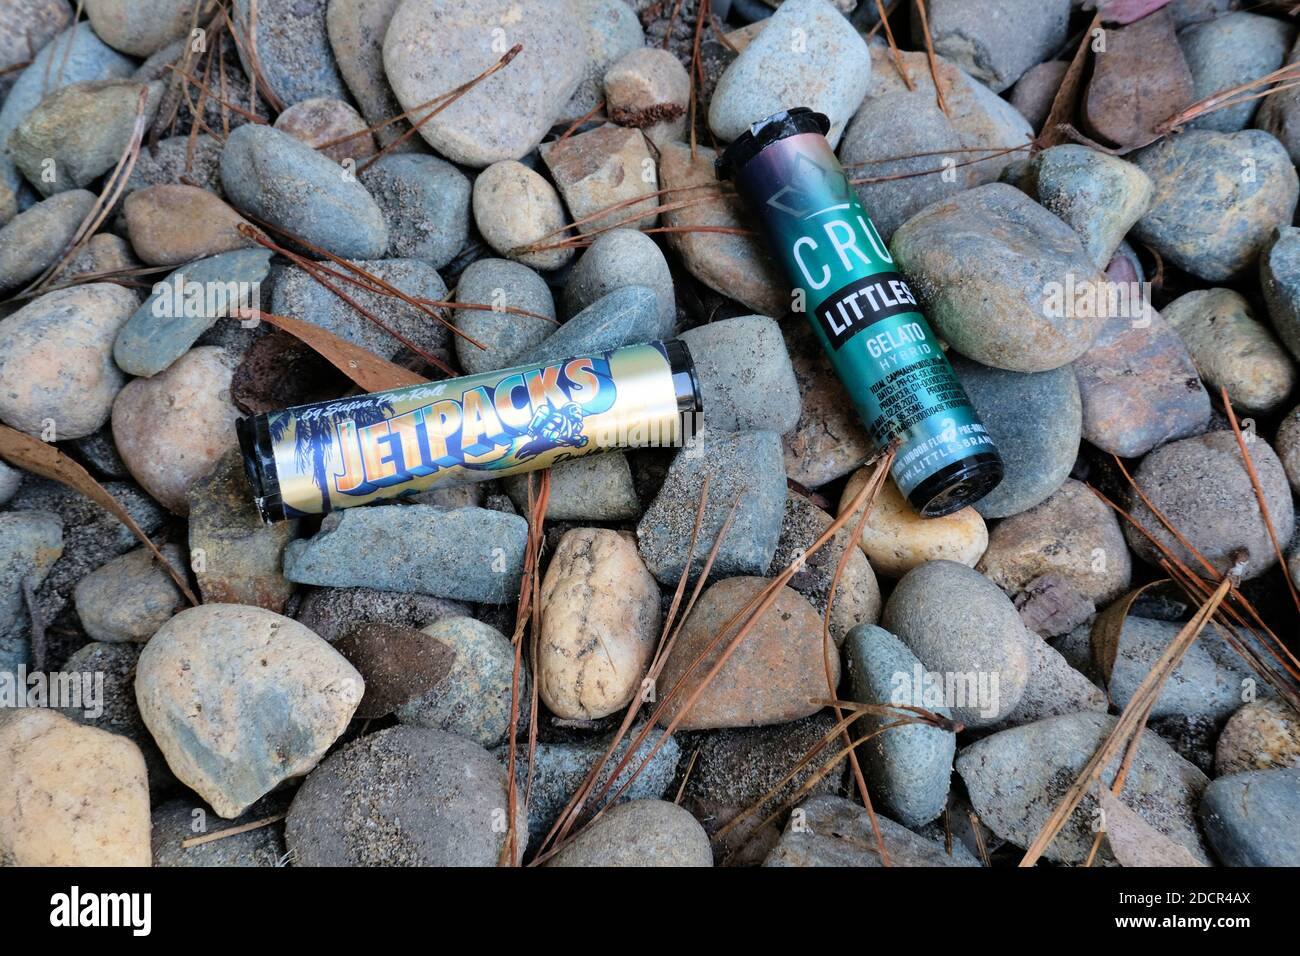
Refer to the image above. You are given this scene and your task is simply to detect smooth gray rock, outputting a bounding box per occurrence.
[915,0,1071,93]
[957,711,1212,864]
[360,153,471,268]
[1105,617,1260,723]
[231,0,348,106]
[1260,224,1300,362]
[114,249,273,376]
[0,462,21,506]
[497,724,682,849]
[545,799,712,867]
[952,356,1081,519]
[1021,145,1154,268]
[844,624,955,828]
[452,258,557,374]
[765,794,980,867]
[1124,431,1295,581]
[679,316,801,435]
[503,451,639,521]
[636,429,787,585]
[219,124,388,260]
[72,543,185,644]
[0,510,63,672]
[1199,767,1300,866]
[515,285,661,365]
[1132,129,1299,281]
[0,190,95,294]
[709,0,871,148]
[382,0,586,167]
[881,560,1030,728]
[563,229,675,338]
[271,257,449,361]
[286,726,527,865]
[891,183,1107,372]
[1180,12,1293,133]
[283,505,527,603]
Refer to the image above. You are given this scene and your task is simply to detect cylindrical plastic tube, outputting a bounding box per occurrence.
[718,108,1003,517]
[238,340,701,522]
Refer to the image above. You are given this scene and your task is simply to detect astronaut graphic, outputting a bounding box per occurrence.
[514,401,590,462]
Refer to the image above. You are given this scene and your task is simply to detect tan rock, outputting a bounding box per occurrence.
[123,184,254,266]
[1163,287,1296,414]
[839,471,987,577]
[539,528,660,719]
[541,124,658,234]
[112,346,243,514]
[274,96,377,165]
[657,576,835,731]
[1215,698,1300,776]
[66,233,140,280]
[658,142,787,316]
[135,603,363,818]
[781,320,872,487]
[472,160,574,271]
[188,450,297,612]
[603,46,689,146]
[978,478,1132,636]
[73,543,187,643]
[0,709,151,866]
[0,283,135,439]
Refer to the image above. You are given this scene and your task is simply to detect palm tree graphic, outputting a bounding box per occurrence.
[269,397,396,513]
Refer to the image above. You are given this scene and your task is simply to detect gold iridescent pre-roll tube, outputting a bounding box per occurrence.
[238,340,701,522]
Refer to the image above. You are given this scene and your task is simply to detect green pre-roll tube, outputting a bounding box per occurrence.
[717,108,1003,517]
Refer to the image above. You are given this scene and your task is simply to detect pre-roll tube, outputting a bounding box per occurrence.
[717,107,1003,517]
[238,339,701,522]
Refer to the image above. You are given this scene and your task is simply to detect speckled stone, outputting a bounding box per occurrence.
[219,124,388,260]
[451,257,556,373]
[1131,129,1299,281]
[1199,767,1300,866]
[679,316,801,435]
[952,356,1081,519]
[545,799,712,867]
[360,153,471,268]
[957,712,1211,864]
[135,603,363,819]
[283,505,527,603]
[845,624,956,827]
[637,429,787,585]
[286,726,527,865]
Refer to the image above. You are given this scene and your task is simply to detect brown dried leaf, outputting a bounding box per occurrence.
[245,310,428,392]
[1098,787,1205,866]
[1039,11,1100,148]
[0,425,199,605]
